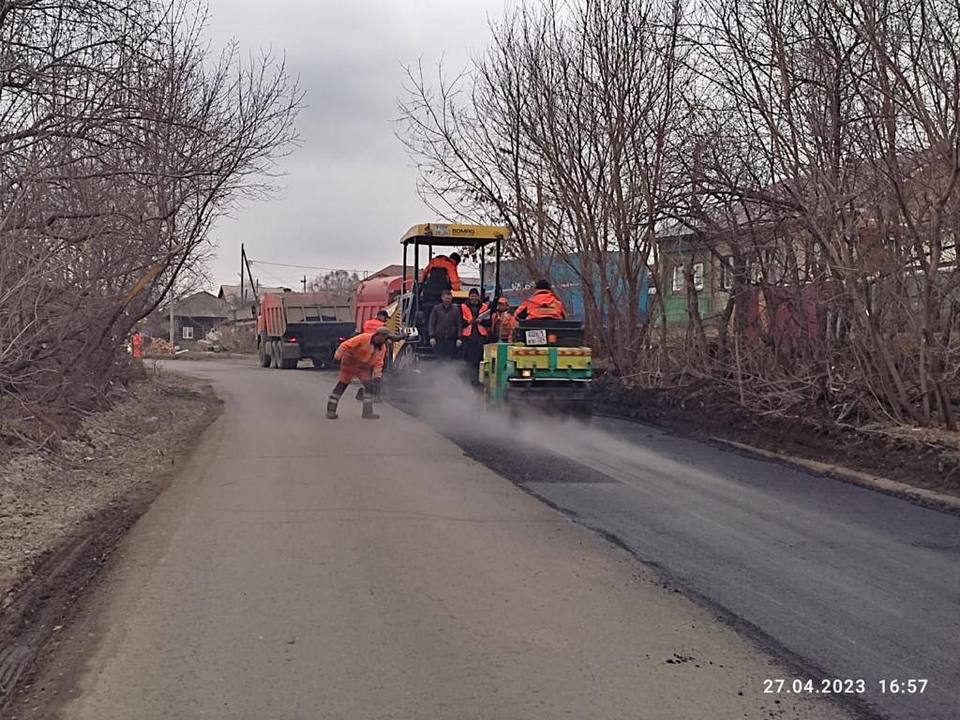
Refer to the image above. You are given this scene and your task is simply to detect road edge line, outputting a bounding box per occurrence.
[710,436,960,514]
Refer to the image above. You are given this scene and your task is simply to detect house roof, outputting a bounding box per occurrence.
[173,291,230,319]
[218,284,288,305]
[367,264,407,279]
[658,236,710,255]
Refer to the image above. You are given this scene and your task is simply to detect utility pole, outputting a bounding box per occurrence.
[302,275,307,293]
[241,246,260,320]
[168,292,175,347]
[240,243,245,305]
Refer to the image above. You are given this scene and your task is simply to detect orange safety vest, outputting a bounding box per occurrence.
[362,318,385,334]
[421,255,462,291]
[515,289,566,320]
[335,333,386,378]
[491,311,518,341]
[461,302,489,337]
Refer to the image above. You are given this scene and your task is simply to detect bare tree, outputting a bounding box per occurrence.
[691,0,960,427]
[0,0,302,448]
[399,0,695,372]
[400,0,960,429]
[308,269,361,294]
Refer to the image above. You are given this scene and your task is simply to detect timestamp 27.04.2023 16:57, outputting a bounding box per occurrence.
[763,678,929,696]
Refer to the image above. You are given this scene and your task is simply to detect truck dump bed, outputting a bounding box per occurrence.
[258,292,356,369]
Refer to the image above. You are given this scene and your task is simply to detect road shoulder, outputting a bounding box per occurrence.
[0,369,221,713]
[593,377,960,502]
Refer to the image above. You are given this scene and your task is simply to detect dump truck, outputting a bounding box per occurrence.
[257,292,355,369]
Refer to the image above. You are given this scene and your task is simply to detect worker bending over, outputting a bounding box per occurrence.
[515,279,566,320]
[356,309,390,402]
[421,252,462,292]
[327,327,389,420]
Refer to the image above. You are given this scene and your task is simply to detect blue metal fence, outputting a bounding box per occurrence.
[494,255,649,323]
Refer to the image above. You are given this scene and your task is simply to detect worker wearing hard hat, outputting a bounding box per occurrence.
[327,327,390,420]
[515,279,566,320]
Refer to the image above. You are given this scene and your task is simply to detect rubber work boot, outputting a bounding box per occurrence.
[326,394,339,419]
[361,398,380,420]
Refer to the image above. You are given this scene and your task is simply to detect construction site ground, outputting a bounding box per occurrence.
[4,358,859,720]
[2,357,957,720]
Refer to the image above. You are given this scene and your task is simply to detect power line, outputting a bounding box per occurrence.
[249,259,371,275]
[249,263,298,288]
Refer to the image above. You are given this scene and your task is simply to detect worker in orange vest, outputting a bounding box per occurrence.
[489,297,518,341]
[363,309,389,334]
[515,279,566,320]
[130,331,144,359]
[460,288,489,384]
[356,310,391,402]
[328,327,389,420]
[421,252,462,292]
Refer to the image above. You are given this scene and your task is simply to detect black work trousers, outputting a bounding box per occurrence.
[462,336,485,384]
[434,337,459,361]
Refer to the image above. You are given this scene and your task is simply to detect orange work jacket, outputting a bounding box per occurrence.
[491,311,518,341]
[335,333,386,378]
[421,255,462,291]
[362,318,385,334]
[515,289,566,320]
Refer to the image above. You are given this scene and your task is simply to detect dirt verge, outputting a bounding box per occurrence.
[592,375,960,500]
[0,369,221,714]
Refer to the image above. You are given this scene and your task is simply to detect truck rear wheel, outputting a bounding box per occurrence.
[280,356,298,370]
[258,338,271,367]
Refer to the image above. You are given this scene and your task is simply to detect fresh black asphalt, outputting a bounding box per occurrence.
[400,400,960,720]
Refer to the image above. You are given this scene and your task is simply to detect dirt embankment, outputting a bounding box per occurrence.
[593,376,960,499]
[0,369,220,711]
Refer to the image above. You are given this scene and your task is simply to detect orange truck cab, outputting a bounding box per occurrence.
[257,291,355,369]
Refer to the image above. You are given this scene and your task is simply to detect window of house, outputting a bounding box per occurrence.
[763,248,787,283]
[672,265,684,292]
[182,325,194,340]
[693,263,704,291]
[719,256,734,290]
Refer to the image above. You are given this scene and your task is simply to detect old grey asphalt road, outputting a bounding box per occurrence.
[404,398,960,720]
[15,359,848,720]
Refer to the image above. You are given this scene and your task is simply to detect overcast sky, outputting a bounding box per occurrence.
[204,0,507,290]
